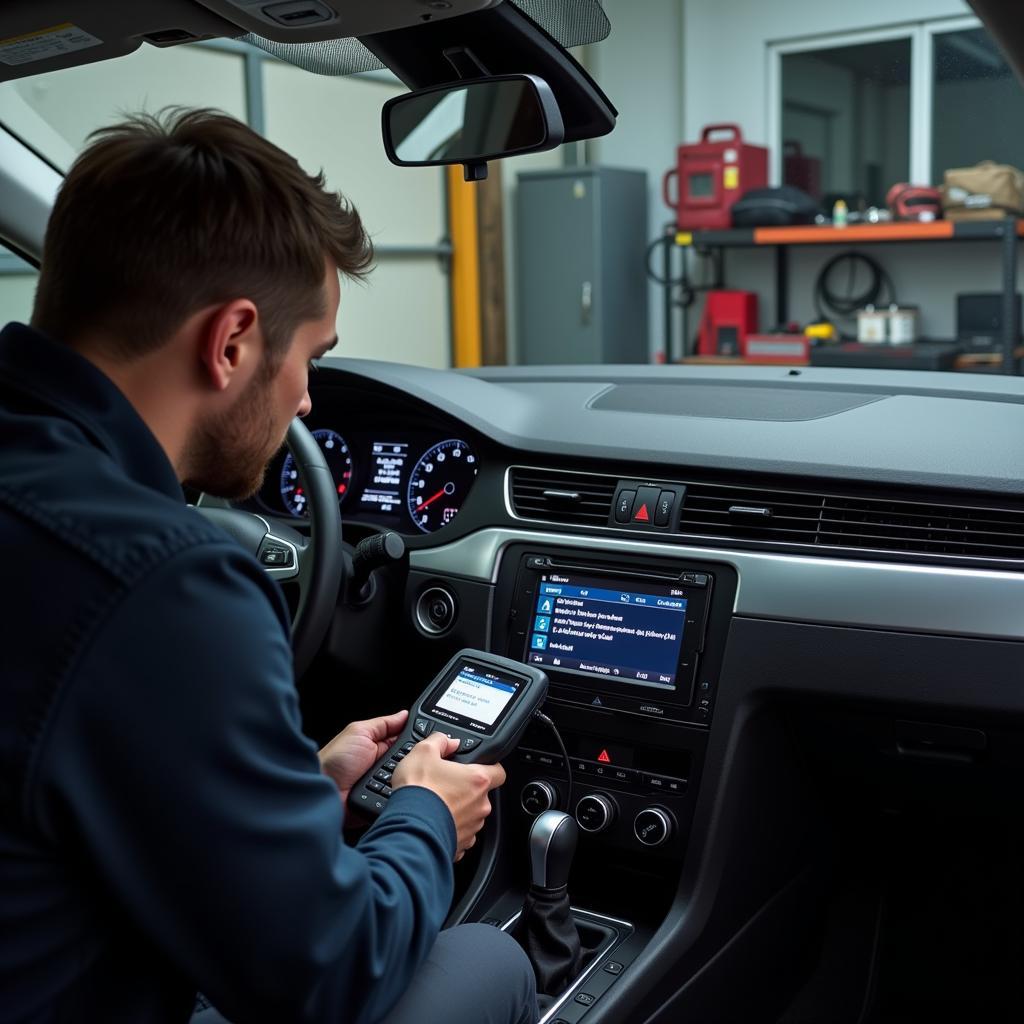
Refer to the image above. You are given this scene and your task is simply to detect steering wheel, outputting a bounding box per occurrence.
[195,418,345,678]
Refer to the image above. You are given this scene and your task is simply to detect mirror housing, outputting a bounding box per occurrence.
[382,73,565,181]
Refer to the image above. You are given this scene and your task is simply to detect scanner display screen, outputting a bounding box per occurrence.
[425,661,525,735]
[526,571,687,690]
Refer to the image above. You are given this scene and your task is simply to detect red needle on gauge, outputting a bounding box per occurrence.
[418,487,448,511]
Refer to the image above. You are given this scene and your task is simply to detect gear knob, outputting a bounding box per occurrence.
[529,810,578,890]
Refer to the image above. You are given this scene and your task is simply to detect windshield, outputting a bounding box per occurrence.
[0,3,1022,377]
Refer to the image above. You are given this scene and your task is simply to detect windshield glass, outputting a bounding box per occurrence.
[1,4,1022,377]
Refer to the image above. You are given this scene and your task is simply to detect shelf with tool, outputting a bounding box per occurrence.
[653,218,1024,374]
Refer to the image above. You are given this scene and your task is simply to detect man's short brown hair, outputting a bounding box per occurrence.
[32,107,372,364]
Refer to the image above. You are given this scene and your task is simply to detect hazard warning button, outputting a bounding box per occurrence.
[631,486,661,524]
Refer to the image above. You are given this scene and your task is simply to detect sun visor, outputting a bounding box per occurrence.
[0,0,241,84]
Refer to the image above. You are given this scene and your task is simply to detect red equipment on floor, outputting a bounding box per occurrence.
[663,124,768,231]
[697,290,759,356]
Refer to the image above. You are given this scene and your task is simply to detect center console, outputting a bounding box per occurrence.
[490,544,735,873]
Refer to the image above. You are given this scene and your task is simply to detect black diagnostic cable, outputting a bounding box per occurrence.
[813,250,897,334]
[532,708,573,814]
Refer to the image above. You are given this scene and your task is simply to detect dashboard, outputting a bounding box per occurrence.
[277,359,1024,1024]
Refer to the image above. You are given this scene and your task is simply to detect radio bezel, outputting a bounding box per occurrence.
[505,552,713,709]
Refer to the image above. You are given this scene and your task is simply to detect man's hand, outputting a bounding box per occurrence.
[392,732,506,862]
[319,709,408,805]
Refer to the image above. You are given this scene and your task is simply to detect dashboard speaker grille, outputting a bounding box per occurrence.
[819,496,1024,560]
[510,467,616,527]
[679,482,1024,562]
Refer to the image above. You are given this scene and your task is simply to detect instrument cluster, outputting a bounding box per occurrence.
[255,425,480,535]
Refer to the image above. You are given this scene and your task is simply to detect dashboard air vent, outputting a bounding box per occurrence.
[510,467,616,527]
[679,481,1024,563]
[678,482,823,543]
[819,495,1024,561]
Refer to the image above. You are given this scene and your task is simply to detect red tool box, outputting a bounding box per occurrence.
[663,124,768,231]
[697,290,759,356]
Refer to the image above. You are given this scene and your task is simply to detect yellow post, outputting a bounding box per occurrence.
[446,165,483,368]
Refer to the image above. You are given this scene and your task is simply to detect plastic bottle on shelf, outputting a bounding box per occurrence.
[832,198,848,227]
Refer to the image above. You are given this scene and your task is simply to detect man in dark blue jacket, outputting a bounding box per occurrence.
[0,108,536,1024]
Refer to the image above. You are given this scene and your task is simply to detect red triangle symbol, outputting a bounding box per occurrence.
[597,749,611,763]
[634,504,650,522]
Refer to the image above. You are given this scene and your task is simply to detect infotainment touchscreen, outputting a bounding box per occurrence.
[525,570,687,690]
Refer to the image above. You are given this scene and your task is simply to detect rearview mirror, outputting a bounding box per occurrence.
[382,74,565,180]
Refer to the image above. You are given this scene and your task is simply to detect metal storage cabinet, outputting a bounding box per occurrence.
[516,166,648,364]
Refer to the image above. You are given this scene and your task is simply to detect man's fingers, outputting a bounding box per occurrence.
[482,762,506,790]
[418,731,460,757]
[374,708,408,739]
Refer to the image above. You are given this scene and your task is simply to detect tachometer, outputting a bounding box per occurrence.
[407,439,478,533]
[280,428,352,517]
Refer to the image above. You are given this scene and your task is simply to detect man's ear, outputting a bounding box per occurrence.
[197,300,261,392]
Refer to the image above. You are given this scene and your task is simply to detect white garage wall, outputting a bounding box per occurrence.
[678,0,1022,346]
[261,65,451,369]
[0,44,248,329]
[587,0,686,361]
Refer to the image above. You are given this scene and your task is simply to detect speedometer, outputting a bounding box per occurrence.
[279,428,352,517]
[407,439,478,533]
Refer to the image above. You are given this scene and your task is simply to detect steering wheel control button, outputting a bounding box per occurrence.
[655,491,675,526]
[413,718,433,737]
[521,780,557,816]
[258,542,293,567]
[614,489,635,523]
[630,486,661,525]
[415,586,458,636]
[634,807,674,847]
[575,793,616,833]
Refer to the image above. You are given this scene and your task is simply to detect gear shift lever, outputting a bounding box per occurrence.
[512,811,584,996]
[529,810,578,889]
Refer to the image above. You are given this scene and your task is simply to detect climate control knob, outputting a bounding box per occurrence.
[520,780,557,816]
[575,793,616,834]
[634,807,674,847]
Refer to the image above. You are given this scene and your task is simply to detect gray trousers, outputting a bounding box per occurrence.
[192,923,538,1024]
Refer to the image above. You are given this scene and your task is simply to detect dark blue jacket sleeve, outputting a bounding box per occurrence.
[29,541,457,1024]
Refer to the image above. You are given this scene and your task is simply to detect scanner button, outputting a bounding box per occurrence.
[614,489,635,524]
[460,737,479,752]
[655,491,675,527]
[413,718,433,737]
